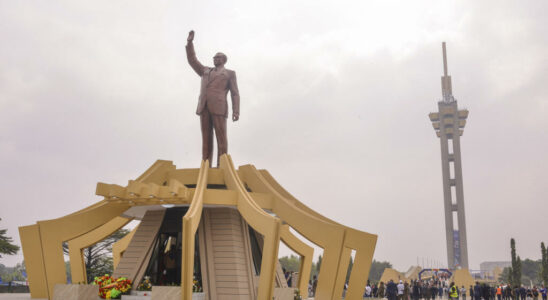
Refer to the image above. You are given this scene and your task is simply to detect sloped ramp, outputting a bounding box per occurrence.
[112,209,166,283]
[202,207,255,300]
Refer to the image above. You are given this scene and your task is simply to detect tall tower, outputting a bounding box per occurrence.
[429,42,469,270]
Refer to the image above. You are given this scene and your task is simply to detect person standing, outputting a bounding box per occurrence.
[398,280,405,300]
[539,286,547,300]
[412,281,422,300]
[520,285,527,300]
[387,279,399,300]
[474,282,482,300]
[440,285,444,299]
[533,287,539,300]
[425,283,432,300]
[450,282,459,300]
[366,284,372,298]
[470,285,474,300]
[485,284,492,300]
[460,286,467,300]
[431,284,439,300]
[379,282,386,298]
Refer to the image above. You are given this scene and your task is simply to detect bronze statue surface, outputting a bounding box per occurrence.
[186,30,240,166]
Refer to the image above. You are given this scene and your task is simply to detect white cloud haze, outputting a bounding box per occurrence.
[1,0,547,272]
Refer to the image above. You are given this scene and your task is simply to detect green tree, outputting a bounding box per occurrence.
[520,258,541,285]
[516,256,522,285]
[0,218,19,258]
[541,242,548,285]
[499,267,511,283]
[0,261,26,282]
[509,238,522,286]
[279,255,301,273]
[368,260,393,283]
[501,259,542,285]
[63,229,129,283]
[346,256,354,283]
[316,255,322,276]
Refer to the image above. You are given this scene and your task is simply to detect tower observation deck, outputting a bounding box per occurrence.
[429,42,469,270]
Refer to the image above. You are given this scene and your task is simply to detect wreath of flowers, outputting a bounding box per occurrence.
[137,276,152,291]
[93,274,132,299]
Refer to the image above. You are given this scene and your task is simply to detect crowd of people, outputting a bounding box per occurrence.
[356,279,548,300]
[300,271,548,300]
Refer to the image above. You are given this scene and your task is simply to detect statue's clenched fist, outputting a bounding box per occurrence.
[187,30,194,43]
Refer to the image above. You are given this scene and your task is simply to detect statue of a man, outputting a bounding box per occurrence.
[186,30,240,166]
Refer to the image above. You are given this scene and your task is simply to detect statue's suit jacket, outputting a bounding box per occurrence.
[186,43,240,118]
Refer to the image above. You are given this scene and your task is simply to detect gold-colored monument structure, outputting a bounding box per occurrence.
[19,156,377,300]
[429,42,469,270]
[18,30,377,300]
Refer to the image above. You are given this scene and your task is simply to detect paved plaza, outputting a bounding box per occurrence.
[0,294,44,299]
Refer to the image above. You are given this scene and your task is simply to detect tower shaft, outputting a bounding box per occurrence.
[429,42,469,270]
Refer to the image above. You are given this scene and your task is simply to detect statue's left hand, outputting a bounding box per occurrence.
[232,113,239,122]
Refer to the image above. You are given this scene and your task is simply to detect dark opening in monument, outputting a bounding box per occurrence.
[142,207,202,290]
[248,225,263,275]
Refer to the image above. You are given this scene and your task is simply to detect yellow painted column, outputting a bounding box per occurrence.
[181,160,208,300]
[333,246,352,299]
[344,230,377,300]
[19,224,48,299]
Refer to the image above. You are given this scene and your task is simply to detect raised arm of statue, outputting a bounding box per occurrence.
[186,30,205,76]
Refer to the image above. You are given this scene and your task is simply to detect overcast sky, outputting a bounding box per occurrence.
[1,1,547,272]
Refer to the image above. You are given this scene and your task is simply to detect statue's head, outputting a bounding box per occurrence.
[213,52,227,67]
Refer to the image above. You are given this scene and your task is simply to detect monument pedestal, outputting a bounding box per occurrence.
[20,155,377,300]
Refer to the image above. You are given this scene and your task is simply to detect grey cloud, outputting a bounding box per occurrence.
[1,0,547,271]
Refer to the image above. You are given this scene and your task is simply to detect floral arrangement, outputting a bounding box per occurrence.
[137,276,152,291]
[193,276,202,292]
[294,288,302,300]
[93,274,132,299]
